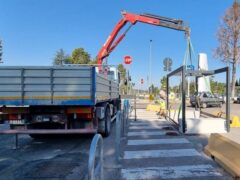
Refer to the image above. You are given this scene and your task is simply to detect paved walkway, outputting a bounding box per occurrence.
[120,109,230,180]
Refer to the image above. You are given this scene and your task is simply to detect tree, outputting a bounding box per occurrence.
[214,1,240,97]
[88,57,98,65]
[186,80,196,95]
[117,64,126,81]
[210,79,226,95]
[0,39,2,62]
[160,76,167,90]
[117,64,128,95]
[53,49,70,65]
[149,84,160,96]
[69,48,91,64]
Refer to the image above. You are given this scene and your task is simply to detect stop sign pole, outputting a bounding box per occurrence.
[124,56,132,94]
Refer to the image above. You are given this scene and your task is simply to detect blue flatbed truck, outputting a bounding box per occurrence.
[0,66,120,137]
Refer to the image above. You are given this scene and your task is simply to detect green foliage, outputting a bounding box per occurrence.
[117,64,126,80]
[117,64,127,95]
[68,48,91,64]
[236,86,240,95]
[149,84,160,96]
[160,76,167,90]
[210,79,226,95]
[186,80,196,95]
[53,48,98,65]
[120,84,127,95]
[88,57,98,65]
[53,49,70,65]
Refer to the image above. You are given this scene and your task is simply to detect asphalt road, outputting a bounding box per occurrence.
[200,103,240,117]
[0,123,118,180]
[0,99,237,180]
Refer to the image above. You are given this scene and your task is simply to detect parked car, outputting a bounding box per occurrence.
[214,94,226,103]
[237,96,240,104]
[232,96,238,103]
[190,91,224,108]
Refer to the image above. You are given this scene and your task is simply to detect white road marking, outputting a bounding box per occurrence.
[124,149,200,159]
[130,122,167,126]
[130,126,168,129]
[121,164,222,179]
[127,138,189,145]
[127,131,168,136]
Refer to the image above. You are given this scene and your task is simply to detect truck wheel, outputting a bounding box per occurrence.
[103,107,111,137]
[202,103,207,108]
[29,134,45,139]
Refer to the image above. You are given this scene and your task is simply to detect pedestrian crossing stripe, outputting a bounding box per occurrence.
[127,138,190,146]
[129,126,171,130]
[127,131,168,136]
[130,122,168,126]
[124,149,200,159]
[121,164,222,179]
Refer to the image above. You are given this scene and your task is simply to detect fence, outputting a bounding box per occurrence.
[88,134,104,180]
[88,96,137,178]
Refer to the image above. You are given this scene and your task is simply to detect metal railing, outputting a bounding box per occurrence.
[115,98,134,162]
[122,100,129,136]
[121,94,137,121]
[115,111,121,162]
[88,134,104,180]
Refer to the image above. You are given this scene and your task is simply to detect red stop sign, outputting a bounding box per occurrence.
[124,56,132,65]
[141,79,144,84]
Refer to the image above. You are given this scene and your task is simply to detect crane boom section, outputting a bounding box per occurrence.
[97,11,190,67]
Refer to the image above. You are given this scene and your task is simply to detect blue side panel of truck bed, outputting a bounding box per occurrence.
[0,66,97,106]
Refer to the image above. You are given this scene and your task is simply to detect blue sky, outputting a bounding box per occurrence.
[0,0,238,89]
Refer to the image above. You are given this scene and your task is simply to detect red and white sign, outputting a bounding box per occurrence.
[141,79,144,84]
[124,55,132,65]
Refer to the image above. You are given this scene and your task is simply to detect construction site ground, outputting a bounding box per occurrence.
[104,108,232,180]
[0,102,237,179]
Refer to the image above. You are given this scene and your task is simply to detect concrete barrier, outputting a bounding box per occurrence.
[212,111,240,128]
[204,133,240,178]
[230,116,240,128]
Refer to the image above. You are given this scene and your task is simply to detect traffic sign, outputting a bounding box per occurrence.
[124,55,132,65]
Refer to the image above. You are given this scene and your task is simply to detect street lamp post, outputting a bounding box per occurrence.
[149,40,152,94]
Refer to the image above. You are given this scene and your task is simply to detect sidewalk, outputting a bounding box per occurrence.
[108,109,231,180]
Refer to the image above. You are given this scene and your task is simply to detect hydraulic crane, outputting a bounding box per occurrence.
[97,11,190,71]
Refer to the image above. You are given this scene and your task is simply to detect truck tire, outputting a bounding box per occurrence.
[202,103,207,108]
[103,107,111,137]
[29,134,45,139]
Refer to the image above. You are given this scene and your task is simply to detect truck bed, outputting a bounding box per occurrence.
[0,66,119,106]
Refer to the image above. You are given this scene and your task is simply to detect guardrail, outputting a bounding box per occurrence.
[115,111,121,162]
[88,134,104,180]
[115,100,131,162]
[121,94,137,121]
[123,99,130,137]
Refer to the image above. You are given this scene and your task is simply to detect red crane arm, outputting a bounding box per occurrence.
[97,11,190,68]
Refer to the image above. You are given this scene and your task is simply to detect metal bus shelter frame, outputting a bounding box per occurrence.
[166,65,230,133]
